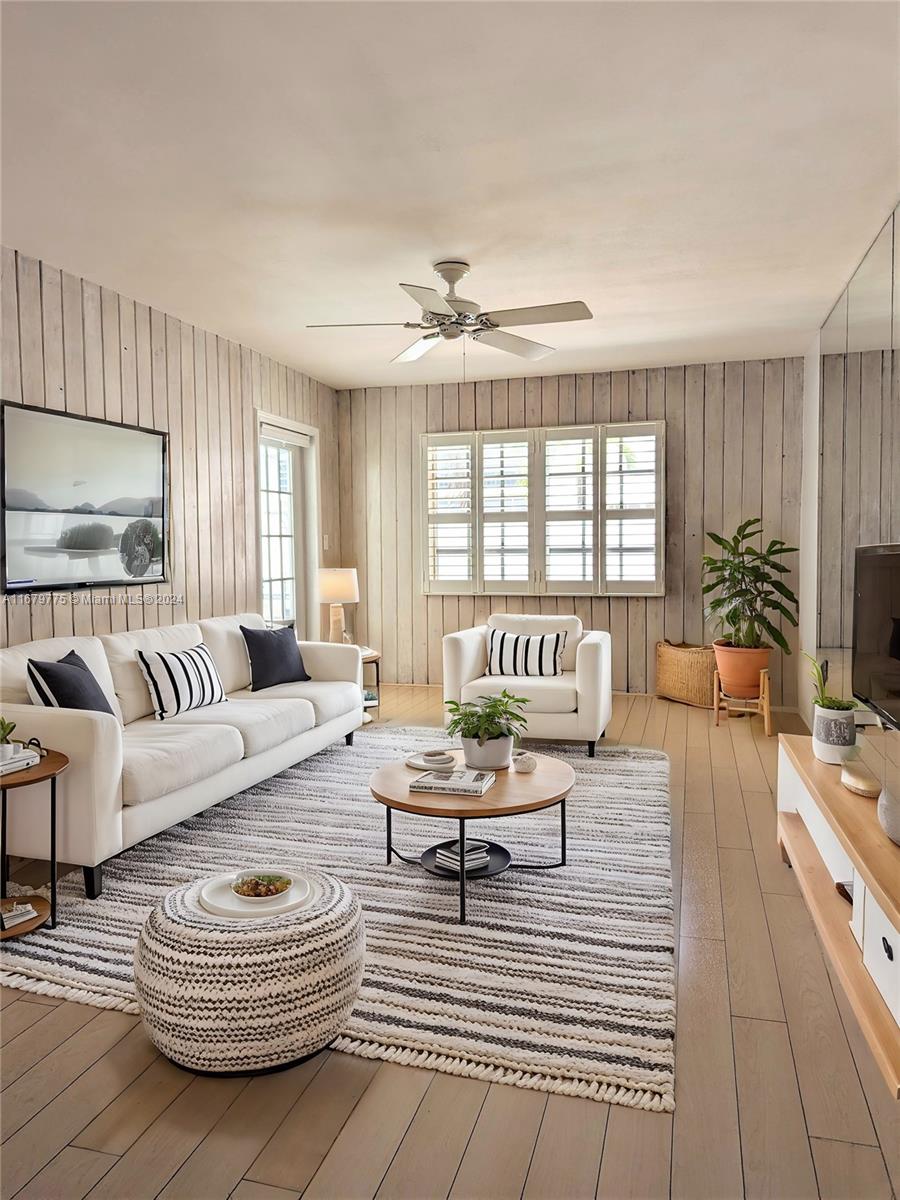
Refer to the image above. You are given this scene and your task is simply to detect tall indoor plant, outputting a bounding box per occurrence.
[445,690,529,770]
[702,517,799,698]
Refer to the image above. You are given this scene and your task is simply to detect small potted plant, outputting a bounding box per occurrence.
[803,652,858,764]
[0,717,17,762]
[445,690,529,770]
[702,517,799,698]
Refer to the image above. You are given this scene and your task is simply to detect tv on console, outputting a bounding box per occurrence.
[1,402,167,593]
[852,543,900,731]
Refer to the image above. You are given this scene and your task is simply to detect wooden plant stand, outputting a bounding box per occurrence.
[713,668,772,736]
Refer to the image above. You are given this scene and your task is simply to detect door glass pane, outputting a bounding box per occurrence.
[259,437,298,625]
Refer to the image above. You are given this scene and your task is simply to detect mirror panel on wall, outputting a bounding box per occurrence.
[818,207,897,673]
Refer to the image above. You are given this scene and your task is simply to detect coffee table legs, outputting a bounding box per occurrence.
[512,800,567,870]
[386,805,392,865]
[458,818,466,925]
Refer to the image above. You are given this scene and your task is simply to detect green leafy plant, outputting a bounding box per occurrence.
[803,652,857,711]
[702,518,799,652]
[0,717,17,745]
[445,690,530,745]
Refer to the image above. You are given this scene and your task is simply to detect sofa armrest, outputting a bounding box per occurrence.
[575,631,613,739]
[2,704,124,867]
[442,625,489,710]
[298,641,363,688]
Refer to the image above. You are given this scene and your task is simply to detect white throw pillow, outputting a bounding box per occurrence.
[486,628,567,677]
[136,642,227,720]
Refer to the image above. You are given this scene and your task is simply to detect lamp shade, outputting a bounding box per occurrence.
[319,567,360,604]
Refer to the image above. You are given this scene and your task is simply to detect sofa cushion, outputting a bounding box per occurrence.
[27,650,117,716]
[101,624,203,724]
[460,672,578,714]
[137,642,227,720]
[165,698,315,756]
[0,635,123,722]
[199,613,266,694]
[230,680,360,725]
[487,614,582,671]
[122,721,244,806]
[241,624,310,690]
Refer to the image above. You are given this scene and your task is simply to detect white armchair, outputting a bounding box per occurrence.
[442,614,612,754]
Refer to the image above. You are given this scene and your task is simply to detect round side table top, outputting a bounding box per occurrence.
[0,749,69,790]
[369,749,575,820]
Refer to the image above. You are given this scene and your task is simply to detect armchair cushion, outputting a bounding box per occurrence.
[487,614,582,670]
[460,672,577,714]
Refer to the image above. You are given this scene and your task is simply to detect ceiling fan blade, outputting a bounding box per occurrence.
[399,283,456,317]
[391,333,441,364]
[307,322,419,328]
[472,329,554,360]
[482,301,592,327]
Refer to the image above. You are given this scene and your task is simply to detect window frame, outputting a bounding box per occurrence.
[420,420,665,598]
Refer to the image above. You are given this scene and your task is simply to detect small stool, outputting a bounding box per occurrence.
[713,668,772,736]
[134,869,364,1074]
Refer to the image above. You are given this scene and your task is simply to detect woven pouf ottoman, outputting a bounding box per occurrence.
[134,869,364,1074]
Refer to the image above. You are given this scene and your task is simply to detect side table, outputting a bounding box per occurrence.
[361,648,381,725]
[1,749,69,937]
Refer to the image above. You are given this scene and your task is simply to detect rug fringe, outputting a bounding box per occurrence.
[332,1035,675,1112]
[0,971,140,1014]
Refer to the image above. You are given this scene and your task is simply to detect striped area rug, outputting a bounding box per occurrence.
[0,727,675,1111]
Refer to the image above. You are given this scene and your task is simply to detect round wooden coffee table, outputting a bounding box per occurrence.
[1,749,69,936]
[369,750,575,923]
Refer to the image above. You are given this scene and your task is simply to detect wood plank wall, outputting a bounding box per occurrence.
[336,358,804,702]
[0,247,341,647]
[818,349,899,648]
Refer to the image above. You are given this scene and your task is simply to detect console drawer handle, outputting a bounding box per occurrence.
[882,937,894,962]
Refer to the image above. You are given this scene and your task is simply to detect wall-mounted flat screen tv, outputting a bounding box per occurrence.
[1,402,167,593]
[852,543,900,731]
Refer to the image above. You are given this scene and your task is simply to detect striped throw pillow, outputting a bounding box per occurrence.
[136,642,227,720]
[486,629,567,677]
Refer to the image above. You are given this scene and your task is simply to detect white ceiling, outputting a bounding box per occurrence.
[2,1,898,390]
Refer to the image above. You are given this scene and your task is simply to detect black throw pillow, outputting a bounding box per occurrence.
[26,650,116,715]
[241,625,311,691]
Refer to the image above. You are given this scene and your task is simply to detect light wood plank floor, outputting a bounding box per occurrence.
[2,689,898,1200]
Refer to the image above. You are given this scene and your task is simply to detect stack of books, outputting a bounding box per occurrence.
[0,900,39,932]
[435,839,491,873]
[0,746,40,778]
[409,769,495,796]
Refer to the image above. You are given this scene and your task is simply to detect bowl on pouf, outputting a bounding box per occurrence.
[134,869,364,1074]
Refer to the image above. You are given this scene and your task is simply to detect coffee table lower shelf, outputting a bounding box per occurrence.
[385,802,566,924]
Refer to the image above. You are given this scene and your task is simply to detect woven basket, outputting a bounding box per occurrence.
[655,641,717,709]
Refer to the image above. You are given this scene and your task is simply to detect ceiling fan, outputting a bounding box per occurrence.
[308,260,592,364]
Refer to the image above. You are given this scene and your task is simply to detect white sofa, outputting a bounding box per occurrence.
[442,613,612,754]
[0,613,362,896]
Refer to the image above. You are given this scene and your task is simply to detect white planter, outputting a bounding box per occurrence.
[877,785,900,846]
[811,704,856,764]
[0,743,14,762]
[461,734,513,770]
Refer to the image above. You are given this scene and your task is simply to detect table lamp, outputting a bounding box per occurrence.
[319,568,360,643]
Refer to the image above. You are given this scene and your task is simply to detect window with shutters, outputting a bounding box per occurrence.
[419,421,664,596]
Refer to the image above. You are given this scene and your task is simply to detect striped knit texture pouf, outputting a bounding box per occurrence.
[134,870,364,1073]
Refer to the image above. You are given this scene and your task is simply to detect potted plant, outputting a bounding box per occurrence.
[0,717,17,762]
[445,690,529,770]
[702,517,799,698]
[803,652,858,764]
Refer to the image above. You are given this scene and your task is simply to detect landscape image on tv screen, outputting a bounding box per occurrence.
[2,404,167,592]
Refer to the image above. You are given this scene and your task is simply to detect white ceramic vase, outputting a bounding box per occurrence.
[0,743,14,762]
[811,704,856,764]
[462,734,513,770]
[877,786,900,846]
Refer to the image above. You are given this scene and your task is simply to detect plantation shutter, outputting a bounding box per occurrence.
[481,431,533,593]
[600,420,665,595]
[540,428,597,594]
[421,433,476,593]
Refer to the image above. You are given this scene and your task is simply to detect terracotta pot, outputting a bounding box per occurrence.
[713,640,771,699]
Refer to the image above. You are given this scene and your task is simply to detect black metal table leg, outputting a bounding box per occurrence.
[386,805,392,865]
[458,817,466,924]
[560,798,566,867]
[1,787,7,897]
[49,776,57,928]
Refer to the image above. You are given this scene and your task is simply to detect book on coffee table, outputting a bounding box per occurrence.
[409,769,495,796]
